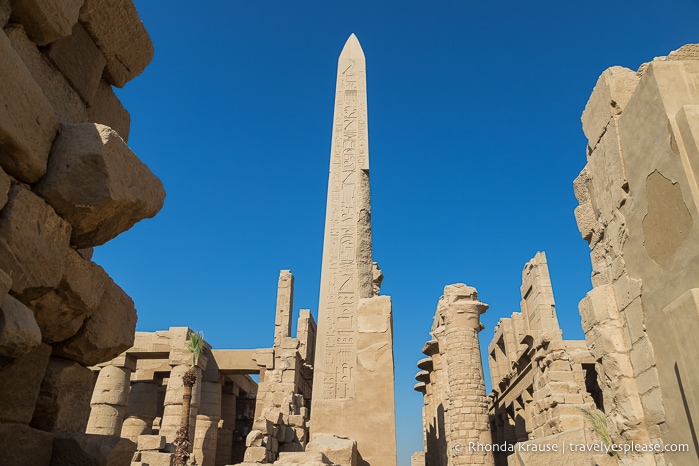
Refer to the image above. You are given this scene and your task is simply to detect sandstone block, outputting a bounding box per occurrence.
[0,343,51,423]
[0,0,10,26]
[0,294,42,367]
[141,450,175,466]
[52,276,137,365]
[9,0,82,45]
[34,123,165,248]
[0,422,53,466]
[582,66,640,146]
[28,247,109,343]
[244,446,268,463]
[87,80,130,140]
[30,356,95,433]
[90,364,130,405]
[137,434,166,451]
[0,185,71,300]
[45,22,105,103]
[52,433,136,466]
[6,24,88,124]
[0,29,57,182]
[79,0,154,87]
[306,435,357,466]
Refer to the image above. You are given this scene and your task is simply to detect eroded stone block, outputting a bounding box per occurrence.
[5,24,88,124]
[0,185,71,301]
[9,0,83,45]
[79,0,153,87]
[0,294,42,367]
[30,356,95,433]
[0,29,57,183]
[306,435,357,466]
[52,276,136,365]
[0,422,53,466]
[28,248,109,343]
[87,80,130,140]
[34,123,165,248]
[52,433,136,466]
[0,343,51,423]
[45,22,105,103]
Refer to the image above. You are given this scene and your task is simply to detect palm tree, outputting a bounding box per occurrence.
[174,330,205,466]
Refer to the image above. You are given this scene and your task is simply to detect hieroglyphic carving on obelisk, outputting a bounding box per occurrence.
[313,33,373,403]
[309,34,397,466]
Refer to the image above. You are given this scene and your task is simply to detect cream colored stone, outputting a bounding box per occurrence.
[582,66,639,147]
[140,450,175,466]
[306,435,357,466]
[35,122,165,248]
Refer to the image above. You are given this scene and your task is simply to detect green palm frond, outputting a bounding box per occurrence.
[187,330,205,366]
[578,407,619,461]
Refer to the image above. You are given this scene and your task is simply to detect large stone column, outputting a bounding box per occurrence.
[121,380,158,442]
[193,381,221,466]
[310,33,396,466]
[85,356,135,436]
[439,284,493,466]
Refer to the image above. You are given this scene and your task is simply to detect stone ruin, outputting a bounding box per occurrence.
[412,45,699,466]
[0,0,164,464]
[3,1,699,465]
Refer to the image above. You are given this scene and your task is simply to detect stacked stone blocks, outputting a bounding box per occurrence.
[0,1,164,464]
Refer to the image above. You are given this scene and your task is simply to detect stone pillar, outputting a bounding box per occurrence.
[274,270,294,347]
[121,380,158,442]
[193,381,221,466]
[216,391,236,466]
[160,364,202,443]
[440,284,494,466]
[85,356,135,436]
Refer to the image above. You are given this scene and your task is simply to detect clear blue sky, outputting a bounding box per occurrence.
[96,1,699,464]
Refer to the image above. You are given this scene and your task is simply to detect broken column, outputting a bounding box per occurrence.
[438,284,494,466]
[85,356,135,436]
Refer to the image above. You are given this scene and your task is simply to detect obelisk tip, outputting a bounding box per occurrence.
[340,33,364,59]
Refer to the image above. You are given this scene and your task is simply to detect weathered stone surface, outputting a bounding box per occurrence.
[0,29,57,183]
[0,0,10,26]
[28,248,109,343]
[137,434,166,451]
[0,343,51,423]
[0,422,53,466]
[9,0,83,45]
[0,293,42,367]
[31,356,95,433]
[306,435,357,466]
[277,451,333,465]
[140,450,175,466]
[52,276,137,365]
[243,446,267,463]
[5,24,88,124]
[581,66,639,147]
[34,122,165,248]
[45,22,106,103]
[87,80,130,140]
[79,0,154,87]
[0,185,71,301]
[52,433,136,466]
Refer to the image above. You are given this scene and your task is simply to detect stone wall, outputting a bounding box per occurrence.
[486,253,600,466]
[575,44,699,466]
[0,1,163,464]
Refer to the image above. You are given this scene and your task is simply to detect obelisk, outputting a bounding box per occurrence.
[310,34,397,466]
